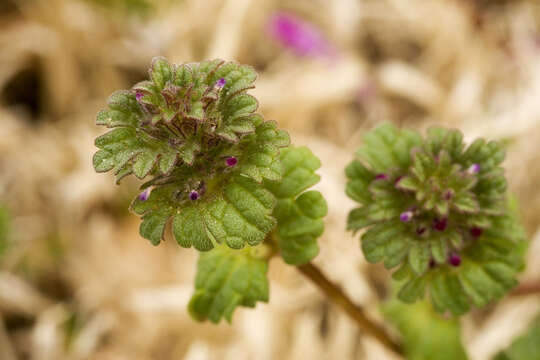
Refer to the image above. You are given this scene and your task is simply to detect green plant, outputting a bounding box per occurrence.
[93,58,529,357]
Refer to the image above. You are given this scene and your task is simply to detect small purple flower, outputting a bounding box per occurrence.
[375,173,389,180]
[449,253,462,267]
[433,218,448,231]
[467,163,481,175]
[138,187,151,202]
[267,12,335,58]
[226,156,238,167]
[470,227,483,238]
[400,211,413,222]
[135,91,144,102]
[189,190,199,201]
[215,78,226,89]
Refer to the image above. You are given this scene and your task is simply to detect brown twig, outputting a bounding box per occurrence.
[297,262,403,356]
[510,281,540,296]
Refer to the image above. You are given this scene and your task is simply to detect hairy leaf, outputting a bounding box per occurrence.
[266,147,327,265]
[189,245,269,323]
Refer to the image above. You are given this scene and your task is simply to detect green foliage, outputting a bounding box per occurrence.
[383,299,468,360]
[346,123,527,314]
[265,147,327,265]
[94,58,289,249]
[494,316,540,360]
[189,244,270,323]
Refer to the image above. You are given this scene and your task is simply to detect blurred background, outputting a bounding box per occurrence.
[0,0,540,359]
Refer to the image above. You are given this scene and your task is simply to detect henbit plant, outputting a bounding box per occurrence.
[93,57,529,357]
[345,124,527,316]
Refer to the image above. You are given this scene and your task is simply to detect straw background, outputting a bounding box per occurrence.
[0,0,539,359]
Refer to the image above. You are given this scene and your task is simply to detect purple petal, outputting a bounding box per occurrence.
[138,188,151,202]
[400,211,413,222]
[467,163,481,174]
[267,12,335,58]
[449,253,462,267]
[189,190,199,201]
[216,78,226,89]
[470,227,483,238]
[375,173,389,180]
[226,156,238,167]
[433,218,447,231]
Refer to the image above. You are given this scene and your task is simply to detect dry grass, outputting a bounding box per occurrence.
[0,0,539,359]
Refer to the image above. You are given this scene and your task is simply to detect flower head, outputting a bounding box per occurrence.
[226,156,238,167]
[138,187,151,201]
[346,123,526,315]
[400,211,413,222]
[467,163,481,175]
[267,12,335,58]
[216,78,226,89]
[189,190,199,201]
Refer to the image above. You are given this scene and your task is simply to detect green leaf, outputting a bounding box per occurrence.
[93,127,178,179]
[409,241,430,275]
[238,120,290,183]
[189,245,269,323]
[494,316,540,360]
[383,299,469,360]
[356,122,421,172]
[132,174,277,250]
[202,175,277,249]
[96,91,142,128]
[265,147,327,265]
[150,57,174,90]
[265,146,320,198]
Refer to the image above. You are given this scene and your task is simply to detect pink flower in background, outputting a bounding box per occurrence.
[267,12,335,58]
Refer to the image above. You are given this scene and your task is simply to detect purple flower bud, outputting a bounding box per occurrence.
[267,12,335,58]
[416,227,426,235]
[400,211,413,222]
[135,91,144,102]
[189,190,199,201]
[375,173,388,180]
[470,227,483,238]
[467,163,481,175]
[138,188,151,202]
[444,189,454,200]
[449,253,462,267]
[433,218,447,231]
[429,258,436,268]
[226,156,238,167]
[216,78,226,89]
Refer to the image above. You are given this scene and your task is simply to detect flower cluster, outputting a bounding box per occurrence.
[94,58,289,249]
[346,123,526,315]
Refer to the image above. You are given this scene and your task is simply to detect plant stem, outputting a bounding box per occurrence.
[510,281,540,296]
[297,262,403,355]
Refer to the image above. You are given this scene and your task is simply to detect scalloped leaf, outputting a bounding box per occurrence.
[96,91,143,128]
[132,174,277,249]
[265,147,327,265]
[189,245,269,323]
[238,120,290,183]
[356,122,422,172]
[383,299,468,360]
[93,127,179,179]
